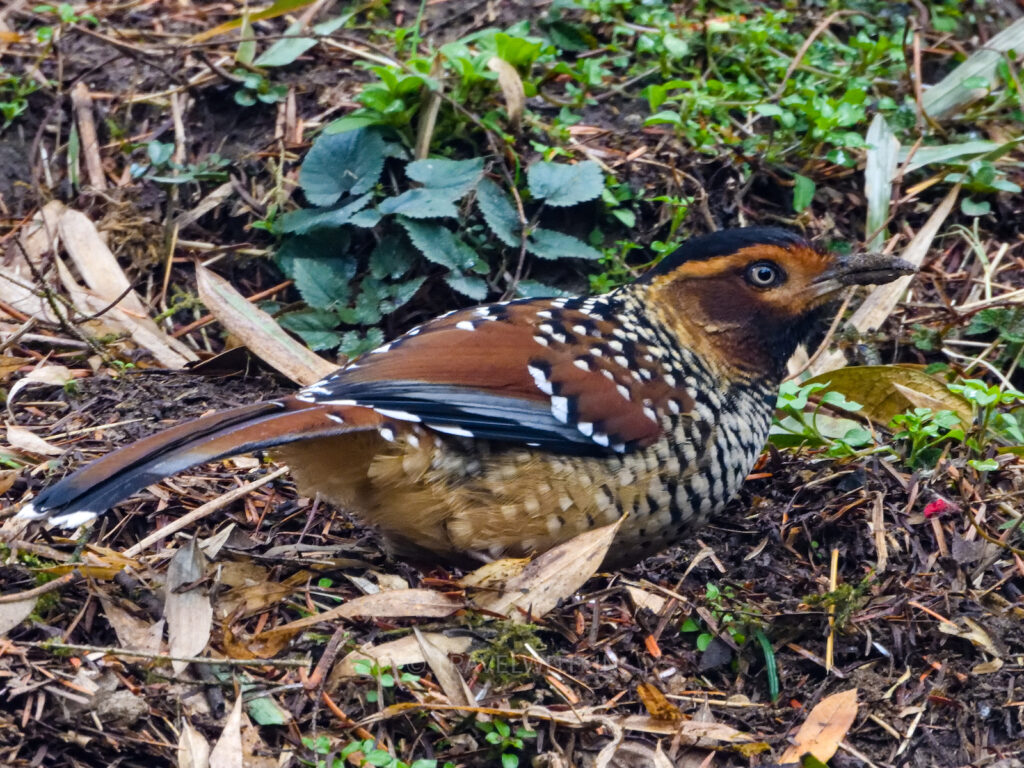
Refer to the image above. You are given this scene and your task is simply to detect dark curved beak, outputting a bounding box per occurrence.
[810,251,917,298]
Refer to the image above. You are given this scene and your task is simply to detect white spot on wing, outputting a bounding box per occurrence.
[527,364,554,395]
[577,421,594,436]
[429,423,475,438]
[455,321,475,331]
[373,408,422,423]
[550,396,569,423]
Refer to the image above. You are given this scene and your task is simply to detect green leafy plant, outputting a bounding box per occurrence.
[476,718,536,768]
[303,735,452,768]
[233,69,288,106]
[352,659,421,704]
[680,583,778,700]
[329,23,551,139]
[274,126,606,358]
[771,379,874,457]
[0,66,39,128]
[33,2,98,42]
[888,408,964,469]
[131,140,230,185]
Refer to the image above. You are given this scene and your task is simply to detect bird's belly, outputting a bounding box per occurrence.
[279,395,770,566]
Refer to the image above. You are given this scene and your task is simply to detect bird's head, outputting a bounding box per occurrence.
[638,227,915,379]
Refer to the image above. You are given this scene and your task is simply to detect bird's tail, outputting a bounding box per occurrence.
[16,397,383,528]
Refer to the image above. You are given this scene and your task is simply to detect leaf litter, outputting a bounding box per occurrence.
[1,1,1023,766]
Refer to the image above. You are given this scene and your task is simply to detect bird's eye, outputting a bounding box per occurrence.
[745,261,785,288]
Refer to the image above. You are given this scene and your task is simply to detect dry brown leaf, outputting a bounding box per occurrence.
[637,682,683,723]
[459,557,530,589]
[196,265,335,386]
[469,518,622,621]
[209,697,243,768]
[487,57,525,132]
[100,597,164,655]
[54,259,195,369]
[165,538,213,674]
[937,617,1002,657]
[5,424,64,456]
[8,364,74,405]
[779,688,859,764]
[0,469,19,496]
[804,365,972,426]
[625,585,668,614]
[178,719,211,768]
[253,589,464,649]
[0,596,36,637]
[0,355,30,381]
[414,627,474,707]
[49,207,147,316]
[329,633,474,691]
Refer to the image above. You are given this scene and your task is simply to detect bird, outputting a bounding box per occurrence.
[16,228,914,567]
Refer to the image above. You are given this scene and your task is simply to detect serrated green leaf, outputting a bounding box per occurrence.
[514,279,571,298]
[476,177,520,246]
[526,228,603,260]
[406,156,484,200]
[399,218,478,270]
[445,272,489,300]
[278,310,342,351]
[379,188,459,218]
[369,235,415,279]
[276,233,356,310]
[279,191,373,234]
[389,275,427,309]
[340,327,384,359]
[527,160,603,207]
[299,127,386,206]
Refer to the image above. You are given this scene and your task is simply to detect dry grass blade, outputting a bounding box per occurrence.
[922,17,1024,120]
[863,114,899,250]
[196,265,335,386]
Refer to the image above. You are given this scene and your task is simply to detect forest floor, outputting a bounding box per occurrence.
[1,1,1023,767]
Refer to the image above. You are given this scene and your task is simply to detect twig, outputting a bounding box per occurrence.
[123,465,290,557]
[22,641,309,667]
[0,571,80,603]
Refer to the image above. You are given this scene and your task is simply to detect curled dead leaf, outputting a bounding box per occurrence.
[804,365,972,427]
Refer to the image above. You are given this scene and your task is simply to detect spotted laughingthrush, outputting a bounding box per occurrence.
[17,228,914,566]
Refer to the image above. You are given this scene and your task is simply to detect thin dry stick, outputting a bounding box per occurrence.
[123,465,290,557]
[0,571,79,603]
[70,82,106,190]
[23,641,309,666]
[826,548,838,673]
